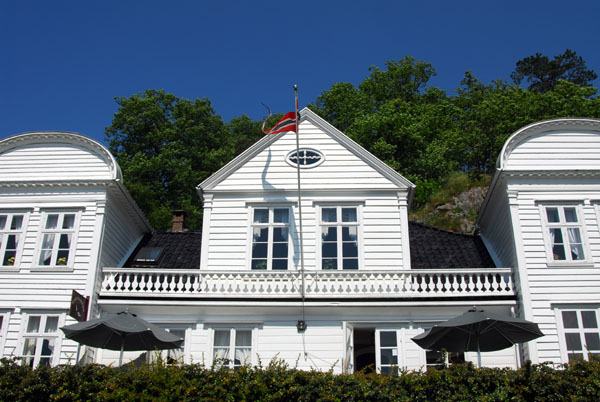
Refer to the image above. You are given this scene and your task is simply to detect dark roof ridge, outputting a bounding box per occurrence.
[408,220,475,237]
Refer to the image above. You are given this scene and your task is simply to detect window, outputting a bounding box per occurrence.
[250,207,290,270]
[21,314,61,367]
[542,206,586,262]
[286,148,325,168]
[378,330,399,374]
[37,211,79,267]
[0,312,9,352]
[149,327,186,364]
[0,212,26,267]
[320,206,359,270]
[559,309,600,362]
[212,328,252,369]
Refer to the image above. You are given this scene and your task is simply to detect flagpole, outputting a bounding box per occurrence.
[293,85,306,330]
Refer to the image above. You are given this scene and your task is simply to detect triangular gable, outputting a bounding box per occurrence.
[199,108,415,199]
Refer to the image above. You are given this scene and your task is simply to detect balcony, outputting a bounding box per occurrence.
[100,268,515,299]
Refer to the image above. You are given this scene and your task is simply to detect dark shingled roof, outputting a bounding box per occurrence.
[123,223,495,270]
[408,221,495,269]
[124,231,202,269]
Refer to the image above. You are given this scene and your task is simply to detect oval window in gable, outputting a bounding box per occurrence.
[286,148,325,168]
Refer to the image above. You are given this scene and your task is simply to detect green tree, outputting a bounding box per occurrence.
[511,49,598,93]
[105,89,232,230]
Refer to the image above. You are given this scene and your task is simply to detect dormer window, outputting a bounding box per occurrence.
[286,148,324,168]
[134,247,163,264]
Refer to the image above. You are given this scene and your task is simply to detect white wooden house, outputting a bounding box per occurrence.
[1,112,596,371]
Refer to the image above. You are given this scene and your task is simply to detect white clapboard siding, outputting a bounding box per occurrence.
[504,131,600,171]
[212,121,398,192]
[0,144,113,181]
[204,192,404,270]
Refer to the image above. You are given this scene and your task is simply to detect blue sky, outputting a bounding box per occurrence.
[1,1,599,145]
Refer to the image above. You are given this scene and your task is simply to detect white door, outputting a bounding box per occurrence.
[375,329,400,375]
[343,322,354,373]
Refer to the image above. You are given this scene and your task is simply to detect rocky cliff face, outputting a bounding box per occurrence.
[410,186,488,234]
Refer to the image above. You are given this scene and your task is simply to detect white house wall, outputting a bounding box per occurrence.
[203,191,406,271]
[0,143,114,181]
[211,121,398,192]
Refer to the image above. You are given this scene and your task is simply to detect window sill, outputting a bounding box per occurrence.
[0,267,18,272]
[547,261,595,268]
[28,266,75,273]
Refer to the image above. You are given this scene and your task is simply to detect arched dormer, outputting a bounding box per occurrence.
[0,131,121,182]
[497,118,600,172]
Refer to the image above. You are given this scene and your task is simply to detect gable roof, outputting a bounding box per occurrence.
[408,221,495,269]
[198,108,415,203]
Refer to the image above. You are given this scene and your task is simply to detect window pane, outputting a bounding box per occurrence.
[570,244,584,260]
[273,227,288,242]
[342,226,357,241]
[56,250,70,265]
[582,311,598,328]
[10,215,23,230]
[380,348,398,365]
[23,338,36,355]
[567,228,582,243]
[322,208,336,223]
[6,234,17,249]
[251,260,267,270]
[380,331,397,347]
[62,214,75,229]
[568,353,583,362]
[584,333,600,350]
[45,317,59,333]
[322,259,337,270]
[272,259,287,270]
[27,316,40,333]
[343,242,358,258]
[235,330,252,347]
[214,330,230,347]
[546,207,560,223]
[321,227,337,242]
[0,215,6,230]
[41,338,55,356]
[552,245,566,260]
[252,243,267,259]
[39,250,52,266]
[322,243,337,258]
[58,233,71,249]
[550,228,563,243]
[272,243,288,258]
[41,234,55,249]
[343,259,358,270]
[564,207,578,223]
[234,348,251,366]
[342,208,357,222]
[566,333,583,351]
[45,214,59,229]
[253,228,268,242]
[426,350,443,366]
[273,209,288,224]
[253,209,268,224]
[563,311,579,328]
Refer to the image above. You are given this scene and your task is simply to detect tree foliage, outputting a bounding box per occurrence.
[511,48,598,93]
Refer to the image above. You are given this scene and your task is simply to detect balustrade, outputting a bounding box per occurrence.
[100,268,514,298]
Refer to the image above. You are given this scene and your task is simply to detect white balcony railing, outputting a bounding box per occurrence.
[100,268,514,299]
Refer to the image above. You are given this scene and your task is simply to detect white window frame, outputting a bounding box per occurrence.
[248,206,292,270]
[34,210,81,269]
[317,204,362,270]
[0,211,29,269]
[0,311,10,355]
[209,326,256,368]
[556,306,600,362]
[539,204,589,264]
[20,312,64,367]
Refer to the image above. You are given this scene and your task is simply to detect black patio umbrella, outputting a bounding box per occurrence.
[411,307,544,367]
[61,311,183,366]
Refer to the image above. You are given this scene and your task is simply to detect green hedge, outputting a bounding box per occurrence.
[1,358,599,401]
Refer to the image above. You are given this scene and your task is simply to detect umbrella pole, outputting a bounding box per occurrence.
[477,340,482,368]
[119,342,124,367]
[75,344,81,365]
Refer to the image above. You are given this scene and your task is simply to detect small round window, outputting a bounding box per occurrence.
[286,148,325,168]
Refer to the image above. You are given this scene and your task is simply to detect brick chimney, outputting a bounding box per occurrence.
[172,210,186,232]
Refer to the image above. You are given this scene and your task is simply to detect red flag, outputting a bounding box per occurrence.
[262,112,297,135]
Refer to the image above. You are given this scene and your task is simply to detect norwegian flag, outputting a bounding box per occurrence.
[262,111,297,135]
